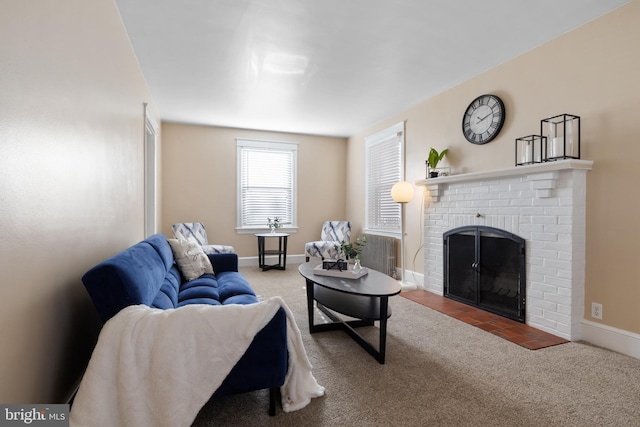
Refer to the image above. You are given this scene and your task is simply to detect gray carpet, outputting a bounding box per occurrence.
[193,265,640,426]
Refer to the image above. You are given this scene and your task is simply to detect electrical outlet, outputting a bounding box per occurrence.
[591,302,603,320]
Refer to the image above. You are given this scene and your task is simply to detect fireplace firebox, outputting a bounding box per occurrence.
[444,226,526,323]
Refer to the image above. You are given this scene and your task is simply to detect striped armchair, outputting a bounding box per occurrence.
[171,223,235,254]
[305,221,351,261]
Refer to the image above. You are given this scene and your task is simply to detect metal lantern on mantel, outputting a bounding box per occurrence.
[540,114,580,161]
[515,135,546,166]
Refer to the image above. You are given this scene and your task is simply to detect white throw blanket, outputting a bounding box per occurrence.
[70,297,324,426]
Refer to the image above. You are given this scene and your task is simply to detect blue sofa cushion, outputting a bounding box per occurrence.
[208,253,238,274]
[150,266,181,310]
[146,233,175,271]
[217,271,258,302]
[177,274,222,306]
[177,271,259,306]
[83,239,170,323]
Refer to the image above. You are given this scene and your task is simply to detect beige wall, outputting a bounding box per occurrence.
[348,1,640,335]
[0,0,159,402]
[161,123,347,257]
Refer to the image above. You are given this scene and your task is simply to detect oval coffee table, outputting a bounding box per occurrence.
[298,262,401,364]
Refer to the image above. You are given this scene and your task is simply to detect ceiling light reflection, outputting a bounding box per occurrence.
[263,52,309,75]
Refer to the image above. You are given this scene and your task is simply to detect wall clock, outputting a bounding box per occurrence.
[462,94,505,144]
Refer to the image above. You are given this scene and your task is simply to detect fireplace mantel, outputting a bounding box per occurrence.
[417,159,592,186]
[417,159,593,341]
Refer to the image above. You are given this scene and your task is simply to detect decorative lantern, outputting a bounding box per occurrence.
[515,135,546,166]
[540,114,580,161]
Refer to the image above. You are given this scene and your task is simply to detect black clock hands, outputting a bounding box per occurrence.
[476,113,492,124]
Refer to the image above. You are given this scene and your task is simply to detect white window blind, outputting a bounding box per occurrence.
[237,139,298,231]
[365,122,404,236]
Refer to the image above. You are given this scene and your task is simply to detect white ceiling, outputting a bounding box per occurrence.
[116,0,628,137]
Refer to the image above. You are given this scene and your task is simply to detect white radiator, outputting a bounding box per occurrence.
[360,234,397,277]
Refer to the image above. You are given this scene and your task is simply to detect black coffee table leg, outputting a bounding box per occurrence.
[306,278,316,332]
[378,296,389,363]
[305,279,389,364]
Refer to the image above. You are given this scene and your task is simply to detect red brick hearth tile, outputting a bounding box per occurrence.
[488,319,516,329]
[472,313,498,323]
[509,335,533,345]
[492,329,519,339]
[401,290,569,350]
[519,341,543,350]
[476,323,500,332]
[458,316,483,326]
[508,325,533,334]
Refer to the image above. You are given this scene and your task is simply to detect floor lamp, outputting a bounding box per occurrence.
[391,181,416,291]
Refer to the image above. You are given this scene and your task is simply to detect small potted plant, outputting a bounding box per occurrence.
[335,235,367,272]
[267,217,281,233]
[427,147,448,178]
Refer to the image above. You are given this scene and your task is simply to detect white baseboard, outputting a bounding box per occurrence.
[581,320,640,360]
[400,268,424,290]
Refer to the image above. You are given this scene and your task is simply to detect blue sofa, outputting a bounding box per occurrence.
[81,234,288,415]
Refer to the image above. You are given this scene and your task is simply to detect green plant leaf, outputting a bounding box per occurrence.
[428,148,448,169]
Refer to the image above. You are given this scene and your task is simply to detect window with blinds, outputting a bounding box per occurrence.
[236,139,298,232]
[365,122,404,236]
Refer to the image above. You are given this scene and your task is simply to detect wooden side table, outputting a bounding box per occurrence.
[255,233,289,271]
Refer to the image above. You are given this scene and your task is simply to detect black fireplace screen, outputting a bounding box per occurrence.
[444,226,525,323]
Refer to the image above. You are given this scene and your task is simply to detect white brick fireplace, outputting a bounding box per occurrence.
[417,160,593,341]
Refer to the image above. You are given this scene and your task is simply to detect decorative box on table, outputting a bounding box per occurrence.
[322,259,348,271]
[313,263,368,279]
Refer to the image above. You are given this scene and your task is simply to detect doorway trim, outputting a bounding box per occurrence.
[144,103,158,237]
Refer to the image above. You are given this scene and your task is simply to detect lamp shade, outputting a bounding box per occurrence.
[391,181,414,203]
